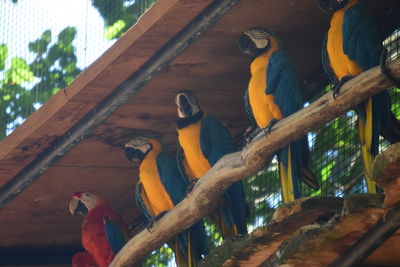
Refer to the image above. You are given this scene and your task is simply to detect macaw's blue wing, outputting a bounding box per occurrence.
[157,152,209,263]
[266,49,303,117]
[321,33,337,83]
[266,49,318,200]
[103,216,127,254]
[200,115,249,236]
[343,2,400,183]
[156,152,189,205]
[135,182,153,221]
[342,3,382,71]
[244,89,257,128]
[176,143,192,183]
[200,115,236,166]
[225,181,249,235]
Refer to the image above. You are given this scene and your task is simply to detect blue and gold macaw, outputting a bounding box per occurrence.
[238,28,319,203]
[318,0,400,193]
[124,136,209,267]
[175,90,249,238]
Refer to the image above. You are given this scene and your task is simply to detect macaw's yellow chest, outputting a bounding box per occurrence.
[139,152,174,216]
[248,52,283,128]
[177,121,211,179]
[327,0,363,80]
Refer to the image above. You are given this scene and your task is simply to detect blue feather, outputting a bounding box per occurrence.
[342,3,382,71]
[156,152,189,206]
[200,115,248,235]
[103,216,127,254]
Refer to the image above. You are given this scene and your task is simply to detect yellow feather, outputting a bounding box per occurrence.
[171,239,186,267]
[327,0,363,79]
[327,0,377,194]
[139,139,175,216]
[188,233,192,267]
[279,146,295,203]
[177,121,211,179]
[248,37,283,128]
[358,99,377,193]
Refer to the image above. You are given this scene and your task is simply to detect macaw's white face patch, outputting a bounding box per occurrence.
[175,90,201,119]
[244,28,270,50]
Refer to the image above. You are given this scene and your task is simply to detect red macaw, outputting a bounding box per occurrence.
[69,192,129,267]
[72,251,98,267]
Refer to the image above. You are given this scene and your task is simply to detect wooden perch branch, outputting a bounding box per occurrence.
[110,59,400,266]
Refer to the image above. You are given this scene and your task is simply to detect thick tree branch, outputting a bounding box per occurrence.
[110,59,400,266]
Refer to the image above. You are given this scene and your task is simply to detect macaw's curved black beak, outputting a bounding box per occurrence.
[178,94,193,118]
[317,0,346,14]
[238,34,261,59]
[69,198,88,216]
[124,147,145,167]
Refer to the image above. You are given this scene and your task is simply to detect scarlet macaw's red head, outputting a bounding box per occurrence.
[69,191,105,216]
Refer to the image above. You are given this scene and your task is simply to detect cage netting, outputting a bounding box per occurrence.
[1,1,399,266]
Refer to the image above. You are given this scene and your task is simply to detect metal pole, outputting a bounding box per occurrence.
[0,0,239,208]
[331,201,400,267]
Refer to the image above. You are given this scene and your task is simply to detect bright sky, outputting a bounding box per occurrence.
[0,0,117,134]
[0,0,115,69]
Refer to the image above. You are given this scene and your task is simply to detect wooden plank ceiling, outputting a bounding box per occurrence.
[0,0,398,263]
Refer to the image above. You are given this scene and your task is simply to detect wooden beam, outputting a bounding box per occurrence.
[110,59,400,266]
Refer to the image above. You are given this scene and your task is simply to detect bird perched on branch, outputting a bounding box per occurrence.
[69,192,129,267]
[238,28,319,203]
[318,0,400,193]
[124,136,209,267]
[175,90,249,238]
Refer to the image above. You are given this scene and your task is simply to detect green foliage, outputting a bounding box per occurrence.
[0,44,8,71]
[144,244,174,267]
[91,0,157,40]
[0,27,81,139]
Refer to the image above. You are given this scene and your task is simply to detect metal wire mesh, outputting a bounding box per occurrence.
[1,1,399,266]
[142,29,400,267]
[0,0,156,140]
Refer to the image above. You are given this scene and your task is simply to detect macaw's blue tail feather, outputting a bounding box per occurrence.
[174,222,208,267]
[212,210,237,239]
[170,238,187,267]
[212,181,249,238]
[278,138,318,203]
[381,112,400,144]
[377,90,400,144]
[188,222,209,262]
[226,181,249,235]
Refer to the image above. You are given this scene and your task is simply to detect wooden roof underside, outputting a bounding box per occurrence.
[0,0,398,263]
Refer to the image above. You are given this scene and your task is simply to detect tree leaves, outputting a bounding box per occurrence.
[0,27,81,139]
[0,44,8,71]
[5,57,34,84]
[92,0,157,40]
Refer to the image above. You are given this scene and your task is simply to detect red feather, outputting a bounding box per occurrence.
[81,204,128,267]
[72,252,98,267]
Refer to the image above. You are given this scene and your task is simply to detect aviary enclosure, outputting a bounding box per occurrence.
[0,0,399,266]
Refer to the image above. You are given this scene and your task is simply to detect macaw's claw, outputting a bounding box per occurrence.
[244,127,262,148]
[147,211,169,233]
[186,179,198,196]
[332,76,352,99]
[263,118,280,136]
